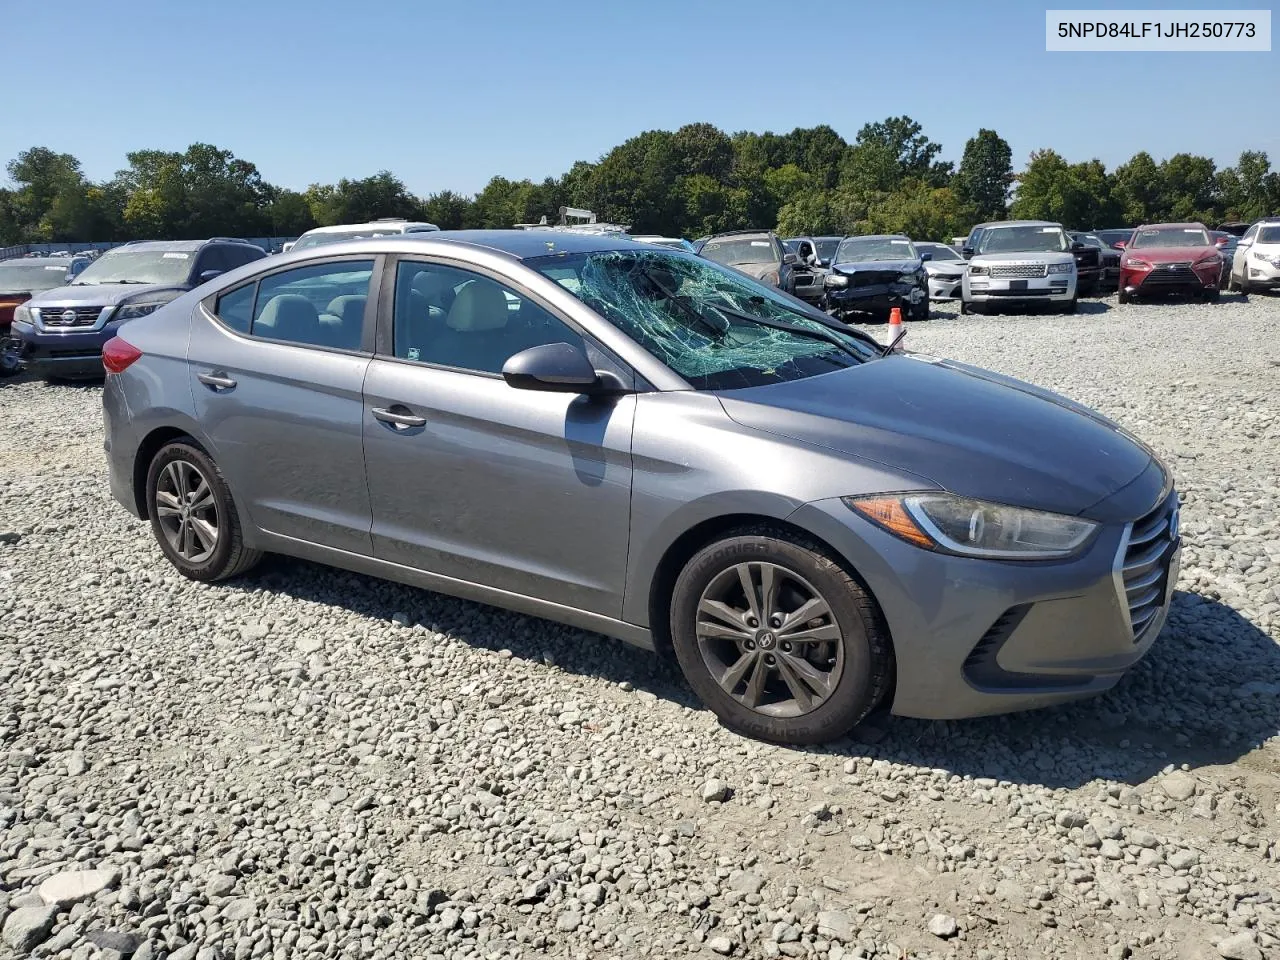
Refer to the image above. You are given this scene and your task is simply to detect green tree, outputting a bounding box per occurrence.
[304,171,419,227]
[1010,150,1115,228]
[1111,151,1165,224]
[114,144,271,238]
[843,116,951,194]
[265,188,316,236]
[421,189,471,229]
[860,181,975,241]
[1159,153,1219,222]
[953,129,1013,223]
[1217,150,1280,222]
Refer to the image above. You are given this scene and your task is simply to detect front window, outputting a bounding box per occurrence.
[72,248,194,286]
[814,238,841,262]
[292,228,404,251]
[530,249,877,391]
[699,236,780,267]
[917,243,962,261]
[976,226,1070,255]
[0,261,71,293]
[834,237,917,263]
[1255,226,1280,244]
[1128,226,1211,249]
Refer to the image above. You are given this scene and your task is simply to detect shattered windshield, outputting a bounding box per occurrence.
[699,237,779,267]
[835,237,917,263]
[530,249,878,390]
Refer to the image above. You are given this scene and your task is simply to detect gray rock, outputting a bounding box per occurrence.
[701,778,732,803]
[577,882,606,906]
[555,910,582,932]
[38,868,121,908]
[928,914,960,939]
[1217,931,1263,960]
[296,635,324,654]
[2,905,59,952]
[727,870,765,894]
[66,751,88,776]
[1127,828,1160,849]
[1160,772,1197,801]
[206,874,237,897]
[86,930,144,955]
[709,936,735,955]
[170,946,199,960]
[817,910,856,942]
[221,898,256,922]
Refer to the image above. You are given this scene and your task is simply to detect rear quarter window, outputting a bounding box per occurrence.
[214,284,254,334]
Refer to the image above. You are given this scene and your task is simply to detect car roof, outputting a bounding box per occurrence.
[298,229,650,261]
[703,229,775,240]
[116,239,224,252]
[974,220,1063,229]
[1134,222,1207,230]
[299,220,438,235]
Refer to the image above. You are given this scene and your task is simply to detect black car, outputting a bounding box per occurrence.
[1070,232,1121,292]
[696,230,801,295]
[823,234,930,321]
[1092,228,1135,250]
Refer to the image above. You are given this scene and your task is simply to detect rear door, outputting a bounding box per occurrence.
[362,255,635,618]
[189,256,380,553]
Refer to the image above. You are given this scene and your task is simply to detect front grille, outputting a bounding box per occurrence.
[1074,249,1101,268]
[847,270,899,287]
[984,288,1056,297]
[990,264,1048,279]
[1120,491,1179,641]
[1139,265,1198,288]
[38,306,103,328]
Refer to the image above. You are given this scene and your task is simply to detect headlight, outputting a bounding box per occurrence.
[761,271,780,287]
[1047,262,1074,274]
[897,272,918,284]
[968,265,989,276]
[112,300,170,322]
[845,493,1099,560]
[12,303,33,325]
[1252,249,1272,262]
[1194,254,1220,266]
[1124,258,1152,270]
[824,274,848,288]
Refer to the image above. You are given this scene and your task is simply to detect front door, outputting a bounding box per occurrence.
[363,258,635,618]
[189,256,378,553]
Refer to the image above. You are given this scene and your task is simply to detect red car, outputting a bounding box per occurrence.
[1,256,79,374]
[1118,223,1222,303]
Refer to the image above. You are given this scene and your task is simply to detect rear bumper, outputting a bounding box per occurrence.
[11,320,111,378]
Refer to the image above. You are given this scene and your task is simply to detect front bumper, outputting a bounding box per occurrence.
[1123,263,1219,297]
[963,274,1076,304]
[927,274,964,300]
[791,489,1179,720]
[1244,257,1280,288]
[11,319,113,378]
[827,281,926,315]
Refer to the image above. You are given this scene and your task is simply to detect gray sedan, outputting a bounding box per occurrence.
[101,231,1180,745]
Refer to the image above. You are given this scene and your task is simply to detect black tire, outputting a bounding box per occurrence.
[959,300,974,315]
[1117,289,1131,304]
[0,340,22,378]
[145,441,262,582]
[909,297,930,321]
[1202,288,1219,302]
[1060,297,1078,315]
[669,528,893,745]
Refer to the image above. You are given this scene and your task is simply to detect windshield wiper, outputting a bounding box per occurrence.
[879,327,908,357]
[637,267,730,340]
[709,301,870,362]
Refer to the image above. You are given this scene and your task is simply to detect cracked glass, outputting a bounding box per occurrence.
[529,249,877,391]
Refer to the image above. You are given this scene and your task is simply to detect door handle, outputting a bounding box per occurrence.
[371,406,427,429]
[197,371,237,390]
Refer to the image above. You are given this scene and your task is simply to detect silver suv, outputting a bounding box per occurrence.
[961,221,1079,315]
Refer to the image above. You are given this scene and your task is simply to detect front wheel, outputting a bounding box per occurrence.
[145,441,262,582]
[669,531,893,745]
[1118,289,1131,304]
[1202,288,1219,302]
[909,297,930,321]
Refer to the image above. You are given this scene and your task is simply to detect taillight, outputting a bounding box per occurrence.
[102,336,143,374]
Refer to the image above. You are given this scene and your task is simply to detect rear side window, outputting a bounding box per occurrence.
[211,260,374,350]
[214,284,254,334]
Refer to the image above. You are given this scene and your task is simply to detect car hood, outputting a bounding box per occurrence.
[831,259,920,274]
[27,281,188,306]
[923,260,966,276]
[970,251,1075,265]
[716,355,1157,522]
[720,262,779,281]
[1123,245,1216,262]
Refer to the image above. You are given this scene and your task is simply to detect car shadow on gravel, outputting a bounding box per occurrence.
[249,559,1277,789]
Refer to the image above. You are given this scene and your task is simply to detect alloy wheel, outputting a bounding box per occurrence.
[154,460,220,563]
[695,561,844,718]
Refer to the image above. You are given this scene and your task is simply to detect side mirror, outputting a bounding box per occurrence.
[1070,242,1086,252]
[502,342,624,395]
[919,252,932,262]
[1113,240,1126,250]
[961,246,975,259]
[198,270,223,283]
[782,252,798,266]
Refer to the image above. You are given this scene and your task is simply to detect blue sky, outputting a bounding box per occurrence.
[4,0,1276,195]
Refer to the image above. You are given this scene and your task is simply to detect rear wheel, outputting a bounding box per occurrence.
[670,530,893,745]
[146,441,262,582]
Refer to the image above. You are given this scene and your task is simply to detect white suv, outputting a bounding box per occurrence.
[961,220,1078,315]
[1229,218,1280,294]
[288,218,440,253]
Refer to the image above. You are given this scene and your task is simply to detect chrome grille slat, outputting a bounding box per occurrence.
[37,305,103,328]
[989,263,1048,279]
[1120,491,1179,642]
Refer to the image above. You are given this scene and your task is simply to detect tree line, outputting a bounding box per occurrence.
[2,117,1277,247]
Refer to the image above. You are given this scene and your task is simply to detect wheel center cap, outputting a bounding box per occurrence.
[756,631,777,650]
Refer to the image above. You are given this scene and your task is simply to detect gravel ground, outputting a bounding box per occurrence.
[1,291,1278,960]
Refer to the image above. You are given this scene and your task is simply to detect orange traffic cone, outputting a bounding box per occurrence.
[886,306,904,351]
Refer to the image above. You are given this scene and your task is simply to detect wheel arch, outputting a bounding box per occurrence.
[131,425,211,519]
[645,512,895,667]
